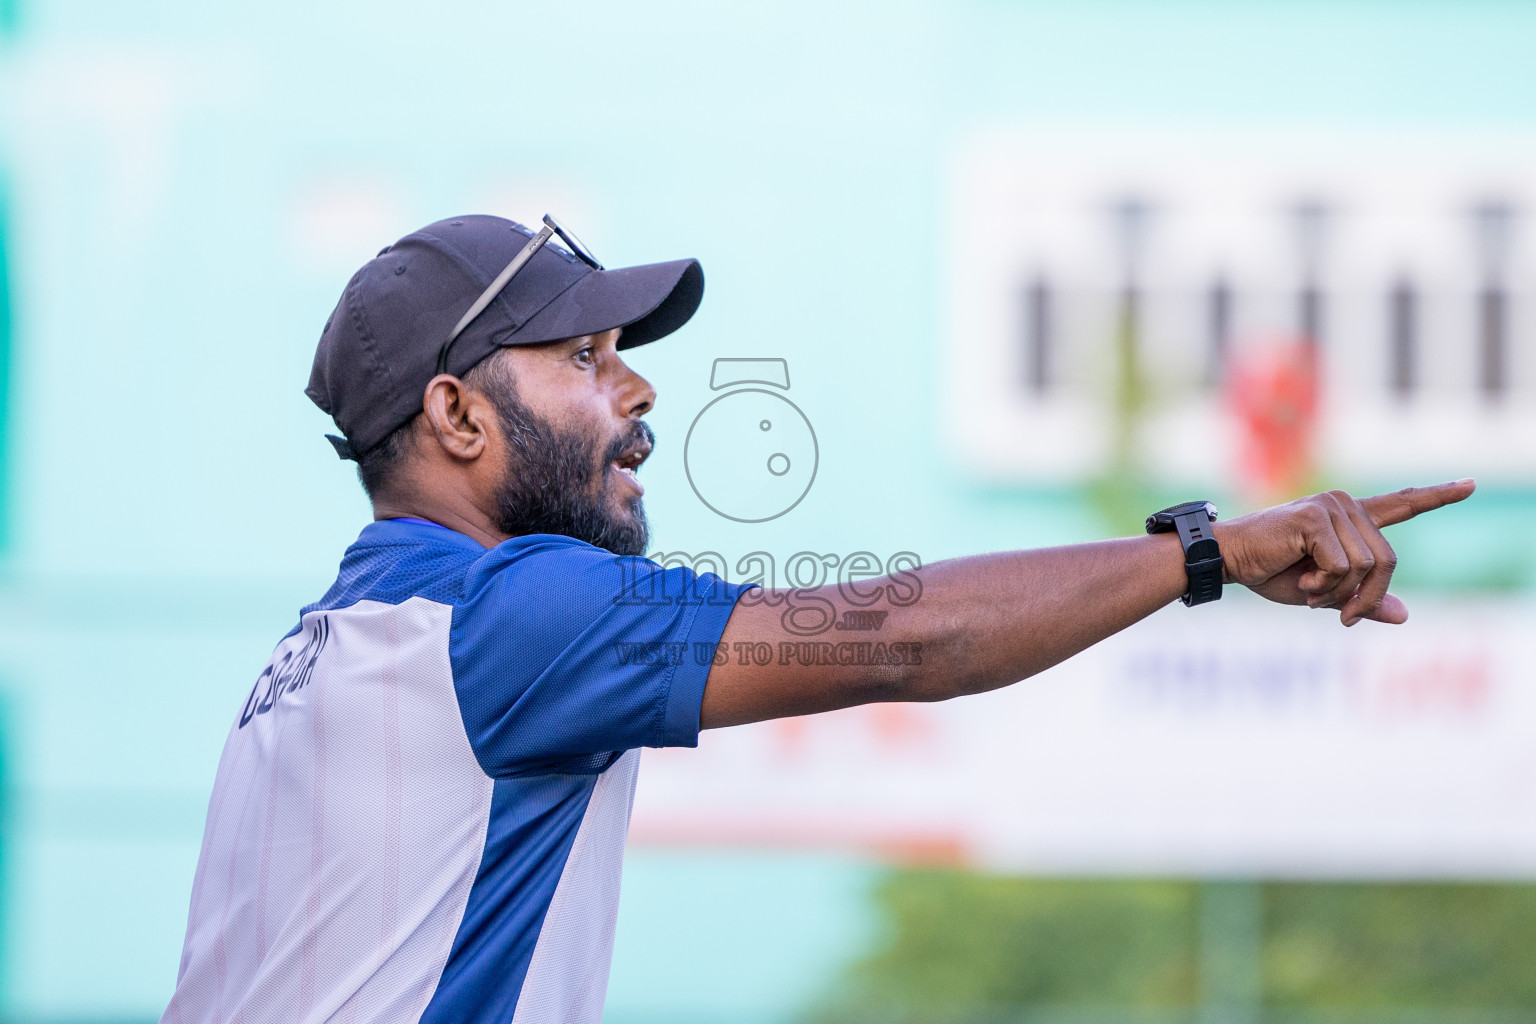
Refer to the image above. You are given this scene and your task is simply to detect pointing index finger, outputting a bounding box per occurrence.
[1360,479,1476,529]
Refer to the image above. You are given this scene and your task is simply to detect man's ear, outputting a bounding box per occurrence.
[420,374,494,462]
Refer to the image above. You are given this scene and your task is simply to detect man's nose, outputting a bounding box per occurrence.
[621,366,656,418]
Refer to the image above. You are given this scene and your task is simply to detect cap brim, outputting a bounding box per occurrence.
[510,258,704,350]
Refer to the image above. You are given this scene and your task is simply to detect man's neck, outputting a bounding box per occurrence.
[372,495,509,549]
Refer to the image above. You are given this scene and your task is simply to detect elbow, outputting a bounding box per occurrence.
[887,639,1036,704]
[873,655,974,705]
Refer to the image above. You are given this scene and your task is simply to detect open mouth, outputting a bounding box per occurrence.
[611,440,652,494]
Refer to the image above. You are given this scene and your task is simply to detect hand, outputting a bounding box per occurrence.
[1211,480,1476,626]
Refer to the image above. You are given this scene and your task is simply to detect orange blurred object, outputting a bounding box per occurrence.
[1225,338,1320,503]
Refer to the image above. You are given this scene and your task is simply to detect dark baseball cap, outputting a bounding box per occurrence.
[306,214,704,458]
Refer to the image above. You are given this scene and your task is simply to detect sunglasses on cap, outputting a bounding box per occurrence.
[435,214,603,376]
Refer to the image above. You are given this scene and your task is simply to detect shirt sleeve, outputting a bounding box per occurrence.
[448,535,753,778]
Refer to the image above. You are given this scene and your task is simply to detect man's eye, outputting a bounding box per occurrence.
[575,347,595,366]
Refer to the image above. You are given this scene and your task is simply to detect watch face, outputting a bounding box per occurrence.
[1161,500,1217,520]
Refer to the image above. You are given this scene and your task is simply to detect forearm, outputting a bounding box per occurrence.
[704,533,1186,727]
[701,480,1474,729]
[888,533,1187,701]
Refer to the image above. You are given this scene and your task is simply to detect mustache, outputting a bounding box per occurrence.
[485,382,652,556]
[603,420,656,468]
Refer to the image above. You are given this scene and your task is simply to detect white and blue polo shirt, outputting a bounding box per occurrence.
[163,518,749,1024]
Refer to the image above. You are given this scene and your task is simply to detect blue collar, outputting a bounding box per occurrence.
[387,516,451,531]
[357,516,486,551]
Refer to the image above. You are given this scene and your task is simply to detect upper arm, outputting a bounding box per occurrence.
[450,542,753,774]
[700,585,923,730]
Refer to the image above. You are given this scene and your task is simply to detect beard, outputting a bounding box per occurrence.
[487,386,652,557]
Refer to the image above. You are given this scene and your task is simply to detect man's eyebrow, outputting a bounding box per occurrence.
[568,332,620,352]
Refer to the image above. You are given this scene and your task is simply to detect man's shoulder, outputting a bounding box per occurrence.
[459,533,637,597]
[303,519,487,616]
[311,523,637,615]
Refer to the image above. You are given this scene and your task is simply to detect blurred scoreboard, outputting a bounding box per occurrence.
[940,127,1536,491]
[630,127,1536,877]
[632,599,1536,878]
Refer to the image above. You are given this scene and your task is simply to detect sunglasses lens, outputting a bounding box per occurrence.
[542,213,602,270]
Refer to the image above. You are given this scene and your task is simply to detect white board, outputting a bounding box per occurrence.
[633,598,1536,878]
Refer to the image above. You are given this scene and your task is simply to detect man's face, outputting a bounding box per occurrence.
[482,329,657,556]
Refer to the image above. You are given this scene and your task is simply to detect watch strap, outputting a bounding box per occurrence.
[1146,502,1224,606]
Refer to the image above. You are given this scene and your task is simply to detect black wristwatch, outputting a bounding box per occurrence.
[1145,501,1224,606]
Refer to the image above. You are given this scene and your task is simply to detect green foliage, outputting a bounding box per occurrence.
[1266,883,1536,1008]
[809,872,1199,1021]
[807,872,1536,1023]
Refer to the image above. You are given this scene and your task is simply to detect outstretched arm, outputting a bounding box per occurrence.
[699,480,1475,729]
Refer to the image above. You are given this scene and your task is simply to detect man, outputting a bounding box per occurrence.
[163,214,1473,1024]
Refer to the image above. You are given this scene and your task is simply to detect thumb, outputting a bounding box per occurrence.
[1353,592,1408,626]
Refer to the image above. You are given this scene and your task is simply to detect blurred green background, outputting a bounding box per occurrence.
[0,1,1532,1021]
[810,874,1536,1023]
